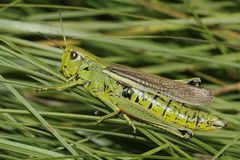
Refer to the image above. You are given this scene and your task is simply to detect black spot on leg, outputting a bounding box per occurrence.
[178,129,193,138]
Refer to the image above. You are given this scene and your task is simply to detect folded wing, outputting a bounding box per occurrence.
[104,64,212,106]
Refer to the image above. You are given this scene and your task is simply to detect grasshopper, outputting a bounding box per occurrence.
[39,46,225,138]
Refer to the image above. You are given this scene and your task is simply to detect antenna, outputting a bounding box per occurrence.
[37,31,63,50]
[59,10,67,48]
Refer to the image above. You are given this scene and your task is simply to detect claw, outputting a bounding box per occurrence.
[36,87,48,92]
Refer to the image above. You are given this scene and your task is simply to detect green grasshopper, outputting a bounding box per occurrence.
[39,45,225,138]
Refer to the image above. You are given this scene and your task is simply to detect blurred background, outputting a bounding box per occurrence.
[0,0,239,159]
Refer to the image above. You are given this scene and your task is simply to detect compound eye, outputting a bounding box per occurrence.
[70,50,79,60]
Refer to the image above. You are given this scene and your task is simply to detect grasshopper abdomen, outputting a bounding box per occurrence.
[121,86,224,131]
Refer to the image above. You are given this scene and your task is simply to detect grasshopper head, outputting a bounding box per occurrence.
[61,46,108,79]
[61,47,86,78]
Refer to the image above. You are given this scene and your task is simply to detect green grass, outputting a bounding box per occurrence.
[0,0,240,159]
